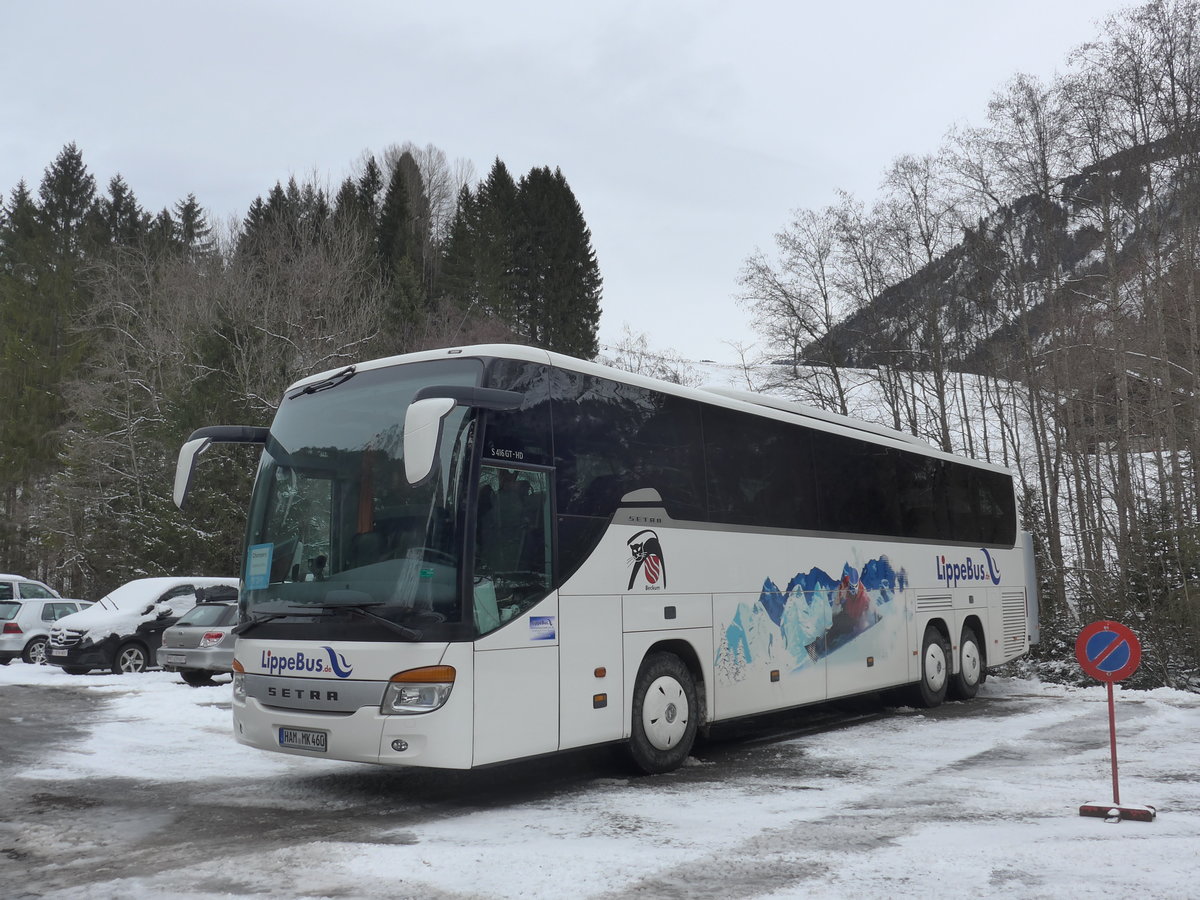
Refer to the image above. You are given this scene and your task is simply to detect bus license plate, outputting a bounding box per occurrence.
[279,727,327,752]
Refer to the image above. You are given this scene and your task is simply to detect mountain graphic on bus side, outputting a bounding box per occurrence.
[716,556,905,679]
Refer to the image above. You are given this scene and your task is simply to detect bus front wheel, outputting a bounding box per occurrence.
[912,626,950,708]
[628,652,698,775]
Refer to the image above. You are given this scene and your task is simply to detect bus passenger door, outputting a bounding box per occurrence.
[472,465,559,766]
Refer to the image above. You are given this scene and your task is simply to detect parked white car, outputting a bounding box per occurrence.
[0,574,91,665]
[47,577,238,674]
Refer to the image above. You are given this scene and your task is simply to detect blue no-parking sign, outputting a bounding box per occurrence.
[1075,620,1142,683]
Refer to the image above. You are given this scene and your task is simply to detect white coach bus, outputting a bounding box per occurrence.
[174,344,1038,773]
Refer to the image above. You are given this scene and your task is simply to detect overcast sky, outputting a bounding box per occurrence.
[2,0,1137,364]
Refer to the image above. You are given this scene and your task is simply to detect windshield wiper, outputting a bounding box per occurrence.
[311,602,423,642]
[285,365,356,399]
[232,608,314,636]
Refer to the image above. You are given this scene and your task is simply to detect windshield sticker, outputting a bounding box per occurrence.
[530,616,556,641]
[246,543,274,591]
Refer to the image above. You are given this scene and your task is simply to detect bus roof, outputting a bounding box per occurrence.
[286,344,1012,476]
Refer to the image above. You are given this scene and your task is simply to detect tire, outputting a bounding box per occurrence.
[64,666,91,675]
[22,636,50,666]
[949,625,983,701]
[114,642,151,674]
[911,625,950,708]
[628,652,699,774]
[181,669,216,687]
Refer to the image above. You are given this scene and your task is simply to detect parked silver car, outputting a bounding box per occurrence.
[0,575,90,665]
[156,591,239,686]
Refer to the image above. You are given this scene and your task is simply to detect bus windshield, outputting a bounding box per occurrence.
[242,359,482,637]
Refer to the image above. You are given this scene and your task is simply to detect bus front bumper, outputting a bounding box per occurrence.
[232,694,475,769]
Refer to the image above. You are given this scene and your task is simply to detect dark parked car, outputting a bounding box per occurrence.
[47,577,238,674]
[156,591,239,686]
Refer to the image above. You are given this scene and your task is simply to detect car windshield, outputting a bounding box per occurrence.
[242,359,482,639]
[95,582,172,611]
[0,602,18,621]
[176,604,235,628]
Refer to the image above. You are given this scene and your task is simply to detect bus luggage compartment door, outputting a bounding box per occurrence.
[558,594,624,750]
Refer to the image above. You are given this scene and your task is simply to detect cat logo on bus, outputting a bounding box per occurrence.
[627,529,666,591]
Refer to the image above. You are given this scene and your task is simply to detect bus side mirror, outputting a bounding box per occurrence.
[173,425,269,509]
[404,398,456,485]
[174,436,212,509]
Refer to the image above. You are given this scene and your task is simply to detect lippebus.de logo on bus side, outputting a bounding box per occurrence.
[936,548,1002,588]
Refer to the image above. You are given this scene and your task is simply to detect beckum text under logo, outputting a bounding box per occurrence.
[936,549,1002,588]
[261,646,354,678]
[627,529,666,591]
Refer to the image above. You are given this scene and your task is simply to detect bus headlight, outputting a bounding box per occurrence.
[232,659,246,702]
[381,665,455,715]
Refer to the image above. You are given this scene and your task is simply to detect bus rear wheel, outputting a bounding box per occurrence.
[949,625,983,700]
[912,625,950,708]
[628,652,698,775]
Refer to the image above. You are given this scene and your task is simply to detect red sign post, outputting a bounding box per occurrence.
[1075,620,1155,823]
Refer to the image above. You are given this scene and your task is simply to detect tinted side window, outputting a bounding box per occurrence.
[0,583,13,602]
[703,405,818,529]
[952,465,1016,545]
[19,582,55,599]
[556,516,609,584]
[552,371,705,521]
[481,361,552,467]
[896,454,949,540]
[812,431,903,537]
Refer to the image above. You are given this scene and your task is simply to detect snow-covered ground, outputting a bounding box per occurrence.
[2,663,1198,899]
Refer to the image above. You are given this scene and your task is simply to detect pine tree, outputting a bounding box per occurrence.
[378,159,412,278]
[0,181,51,491]
[37,142,96,255]
[514,166,601,357]
[174,194,213,258]
[474,159,521,324]
[356,156,383,224]
[440,184,480,307]
[95,174,148,247]
[147,207,176,252]
[332,177,365,228]
[376,159,424,338]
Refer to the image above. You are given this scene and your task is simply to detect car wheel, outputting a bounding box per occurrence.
[114,642,151,674]
[181,670,216,687]
[949,625,983,700]
[63,666,91,675]
[628,651,699,774]
[911,625,950,708]
[23,636,50,665]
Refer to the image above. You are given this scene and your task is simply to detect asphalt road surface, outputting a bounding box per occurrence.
[0,677,1049,899]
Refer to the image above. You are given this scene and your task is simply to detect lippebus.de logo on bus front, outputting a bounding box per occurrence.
[627,530,666,591]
